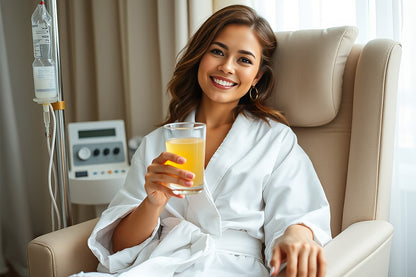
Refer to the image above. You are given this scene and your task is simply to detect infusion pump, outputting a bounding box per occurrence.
[68,120,129,205]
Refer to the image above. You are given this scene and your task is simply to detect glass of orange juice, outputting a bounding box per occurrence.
[163,122,206,194]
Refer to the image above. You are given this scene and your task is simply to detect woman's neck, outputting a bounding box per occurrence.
[196,100,236,128]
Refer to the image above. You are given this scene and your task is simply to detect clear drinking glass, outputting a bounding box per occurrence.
[163,122,206,194]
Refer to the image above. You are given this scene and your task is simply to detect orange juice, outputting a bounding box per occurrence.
[165,137,205,192]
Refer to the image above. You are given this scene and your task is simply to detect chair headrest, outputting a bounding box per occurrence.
[270,26,358,127]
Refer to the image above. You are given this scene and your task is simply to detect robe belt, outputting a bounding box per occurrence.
[214,229,263,261]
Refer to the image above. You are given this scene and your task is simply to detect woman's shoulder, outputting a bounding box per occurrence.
[250,115,294,137]
[242,117,298,152]
[144,126,164,140]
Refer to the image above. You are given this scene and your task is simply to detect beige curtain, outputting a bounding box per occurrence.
[1,1,52,276]
[57,0,215,222]
[58,0,214,138]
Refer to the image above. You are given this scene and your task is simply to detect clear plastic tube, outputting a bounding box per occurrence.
[43,104,61,230]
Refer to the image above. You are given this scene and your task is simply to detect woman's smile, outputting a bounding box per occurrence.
[210,76,237,89]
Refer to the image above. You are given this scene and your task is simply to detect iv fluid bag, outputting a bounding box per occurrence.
[31,2,57,100]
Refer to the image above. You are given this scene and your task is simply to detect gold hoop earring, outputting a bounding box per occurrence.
[249,86,259,101]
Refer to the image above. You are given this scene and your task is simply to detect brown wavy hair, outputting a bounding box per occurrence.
[162,5,288,126]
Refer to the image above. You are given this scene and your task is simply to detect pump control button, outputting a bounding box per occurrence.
[78,147,91,161]
[103,148,110,155]
[113,147,120,155]
[75,171,88,178]
[93,149,100,156]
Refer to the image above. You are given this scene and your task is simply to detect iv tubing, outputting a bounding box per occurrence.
[44,103,61,230]
[47,0,72,227]
[48,141,59,231]
[42,104,58,230]
[45,112,59,231]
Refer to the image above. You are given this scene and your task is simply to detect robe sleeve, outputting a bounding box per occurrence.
[262,127,332,267]
[87,136,162,274]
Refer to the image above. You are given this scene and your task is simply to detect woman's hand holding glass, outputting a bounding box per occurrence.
[145,151,195,206]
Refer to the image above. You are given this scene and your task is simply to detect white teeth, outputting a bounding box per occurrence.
[213,78,234,87]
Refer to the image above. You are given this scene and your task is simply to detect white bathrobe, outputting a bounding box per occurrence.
[77,111,331,277]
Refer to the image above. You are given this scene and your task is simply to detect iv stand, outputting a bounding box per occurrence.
[45,0,72,227]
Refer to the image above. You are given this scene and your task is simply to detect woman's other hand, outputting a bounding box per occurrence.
[269,224,326,277]
[144,151,195,206]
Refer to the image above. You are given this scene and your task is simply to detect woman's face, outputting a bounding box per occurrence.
[197,24,263,107]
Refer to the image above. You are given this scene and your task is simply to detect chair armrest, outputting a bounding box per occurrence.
[28,219,392,277]
[324,220,393,277]
[27,218,99,277]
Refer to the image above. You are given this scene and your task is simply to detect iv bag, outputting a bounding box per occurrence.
[31,1,58,101]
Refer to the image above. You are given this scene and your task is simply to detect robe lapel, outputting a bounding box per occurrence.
[204,114,254,197]
[185,111,254,197]
[182,111,254,235]
[185,183,221,236]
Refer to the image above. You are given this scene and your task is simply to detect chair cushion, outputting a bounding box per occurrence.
[270,26,358,127]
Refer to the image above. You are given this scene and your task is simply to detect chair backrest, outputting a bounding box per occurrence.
[271,27,402,236]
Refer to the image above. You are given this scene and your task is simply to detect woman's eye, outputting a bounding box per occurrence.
[240,57,253,64]
[210,49,224,56]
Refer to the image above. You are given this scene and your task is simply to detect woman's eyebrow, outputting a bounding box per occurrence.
[212,41,256,59]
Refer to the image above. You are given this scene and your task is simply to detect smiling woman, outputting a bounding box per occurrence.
[81,5,331,277]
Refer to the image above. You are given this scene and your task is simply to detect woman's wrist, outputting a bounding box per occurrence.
[285,224,314,240]
[142,196,166,214]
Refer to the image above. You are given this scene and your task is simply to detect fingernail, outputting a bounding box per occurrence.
[186,172,195,179]
[269,266,275,276]
[177,157,186,163]
[185,181,193,186]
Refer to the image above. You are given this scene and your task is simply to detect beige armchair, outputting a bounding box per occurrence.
[27,26,402,277]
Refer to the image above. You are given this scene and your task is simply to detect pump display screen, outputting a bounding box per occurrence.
[78,128,116,138]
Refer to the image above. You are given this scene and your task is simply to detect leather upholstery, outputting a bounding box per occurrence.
[27,218,99,277]
[27,27,402,277]
[271,26,358,127]
[343,39,402,230]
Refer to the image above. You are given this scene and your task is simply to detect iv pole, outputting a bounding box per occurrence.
[45,0,72,227]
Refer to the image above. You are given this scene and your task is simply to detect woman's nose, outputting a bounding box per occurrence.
[218,58,234,74]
